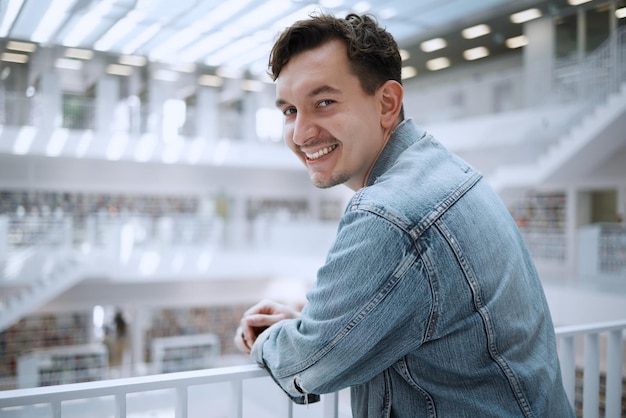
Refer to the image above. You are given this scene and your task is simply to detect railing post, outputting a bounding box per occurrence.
[52,400,62,418]
[286,396,294,418]
[605,329,624,418]
[559,335,576,407]
[323,392,339,418]
[230,379,243,418]
[176,386,188,418]
[582,333,600,418]
[115,393,126,418]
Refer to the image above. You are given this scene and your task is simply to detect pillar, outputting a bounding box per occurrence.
[617,186,626,223]
[0,215,7,266]
[146,79,174,140]
[129,307,149,376]
[523,16,555,106]
[196,86,220,141]
[38,72,61,130]
[565,187,579,283]
[95,75,119,134]
[241,90,258,142]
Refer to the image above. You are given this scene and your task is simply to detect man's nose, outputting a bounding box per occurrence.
[292,113,318,145]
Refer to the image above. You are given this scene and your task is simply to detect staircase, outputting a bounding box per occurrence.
[487,26,626,192]
[0,248,85,332]
[488,81,626,191]
[0,216,88,334]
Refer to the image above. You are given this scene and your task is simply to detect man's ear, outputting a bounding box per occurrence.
[380,80,404,128]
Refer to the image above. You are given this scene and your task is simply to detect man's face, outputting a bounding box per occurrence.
[275,40,388,191]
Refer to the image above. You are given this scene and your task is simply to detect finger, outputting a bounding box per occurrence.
[245,313,285,327]
[234,326,251,354]
[240,316,271,344]
[243,299,278,316]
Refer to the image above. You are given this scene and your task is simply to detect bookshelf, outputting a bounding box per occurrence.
[0,312,90,384]
[579,223,626,284]
[512,191,567,262]
[151,333,220,374]
[17,343,108,388]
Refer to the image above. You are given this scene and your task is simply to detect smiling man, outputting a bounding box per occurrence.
[235,13,574,418]
[275,38,401,191]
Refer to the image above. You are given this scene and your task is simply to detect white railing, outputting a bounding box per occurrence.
[554,27,626,109]
[556,319,626,418]
[1,320,624,418]
[0,364,341,418]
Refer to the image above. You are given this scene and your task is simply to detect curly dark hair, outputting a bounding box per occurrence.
[269,13,403,97]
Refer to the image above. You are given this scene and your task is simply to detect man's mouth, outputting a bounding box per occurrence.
[304,144,338,161]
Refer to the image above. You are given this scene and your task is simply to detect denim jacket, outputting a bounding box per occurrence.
[251,119,575,417]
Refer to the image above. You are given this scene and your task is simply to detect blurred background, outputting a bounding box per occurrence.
[0,0,624,408]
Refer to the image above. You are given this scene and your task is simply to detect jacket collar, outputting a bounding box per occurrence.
[366,118,423,187]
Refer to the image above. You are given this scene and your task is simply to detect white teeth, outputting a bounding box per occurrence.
[305,145,337,160]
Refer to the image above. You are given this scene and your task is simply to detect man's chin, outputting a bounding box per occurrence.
[309,172,347,189]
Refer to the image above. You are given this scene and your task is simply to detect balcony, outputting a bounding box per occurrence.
[0,364,344,418]
[0,319,624,418]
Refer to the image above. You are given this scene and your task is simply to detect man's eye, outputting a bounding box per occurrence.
[318,99,334,107]
[283,107,296,116]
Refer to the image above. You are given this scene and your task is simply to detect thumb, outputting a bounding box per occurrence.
[245,313,286,328]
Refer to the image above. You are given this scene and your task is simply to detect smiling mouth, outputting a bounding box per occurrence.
[304,144,338,161]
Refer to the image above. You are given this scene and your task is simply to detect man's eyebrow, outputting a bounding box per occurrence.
[275,85,342,108]
[309,85,341,97]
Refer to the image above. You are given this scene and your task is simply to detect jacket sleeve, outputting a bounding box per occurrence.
[250,207,435,398]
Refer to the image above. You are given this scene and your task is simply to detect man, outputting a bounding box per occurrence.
[235,13,575,417]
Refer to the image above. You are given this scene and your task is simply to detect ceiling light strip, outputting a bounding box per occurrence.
[62,0,115,47]
[506,35,528,49]
[178,30,234,63]
[1,52,29,63]
[271,4,319,32]
[401,66,417,79]
[510,8,542,24]
[94,10,145,52]
[106,64,133,76]
[180,0,291,64]
[205,36,260,67]
[31,0,77,43]
[119,55,147,66]
[463,46,489,61]
[462,24,491,39]
[420,38,447,53]
[153,0,255,62]
[0,0,25,37]
[64,48,93,60]
[6,40,36,53]
[426,57,450,71]
[121,23,162,55]
[195,0,291,64]
[198,75,224,87]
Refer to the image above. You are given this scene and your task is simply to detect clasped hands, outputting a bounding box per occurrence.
[235,299,300,354]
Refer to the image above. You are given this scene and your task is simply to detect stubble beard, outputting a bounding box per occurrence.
[310,170,349,189]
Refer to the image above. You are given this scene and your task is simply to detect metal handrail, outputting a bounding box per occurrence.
[550,26,626,139]
[0,364,340,418]
[556,318,626,418]
[0,320,623,417]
